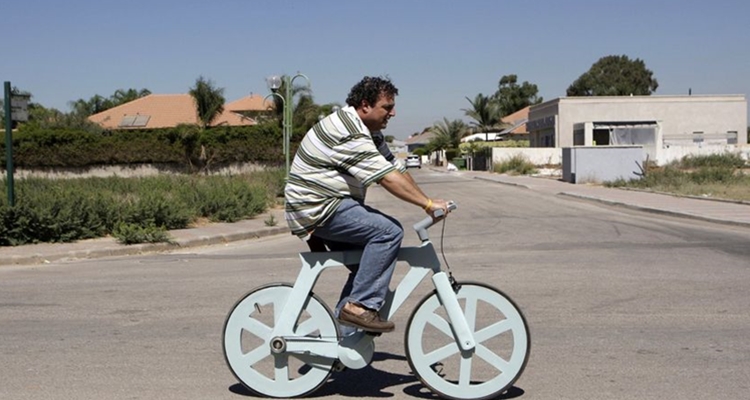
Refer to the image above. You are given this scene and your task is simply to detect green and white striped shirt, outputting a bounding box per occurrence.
[284,106,404,238]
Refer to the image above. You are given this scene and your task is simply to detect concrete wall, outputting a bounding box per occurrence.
[492,148,562,166]
[659,145,750,164]
[563,146,644,184]
[491,144,750,169]
[3,162,270,180]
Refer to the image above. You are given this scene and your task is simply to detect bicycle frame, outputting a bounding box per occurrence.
[270,236,476,369]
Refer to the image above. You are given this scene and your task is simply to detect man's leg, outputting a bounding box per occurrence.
[312,198,403,332]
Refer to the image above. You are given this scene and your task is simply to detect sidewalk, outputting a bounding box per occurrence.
[0,218,290,266]
[464,170,750,227]
[1,169,748,266]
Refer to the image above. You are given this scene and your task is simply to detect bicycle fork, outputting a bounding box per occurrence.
[432,271,476,351]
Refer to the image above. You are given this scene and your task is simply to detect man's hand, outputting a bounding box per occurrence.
[425,198,450,220]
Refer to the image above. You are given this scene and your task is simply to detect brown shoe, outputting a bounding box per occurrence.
[338,306,395,333]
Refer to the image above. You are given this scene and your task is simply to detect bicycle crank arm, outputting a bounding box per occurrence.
[432,272,476,351]
[270,336,340,359]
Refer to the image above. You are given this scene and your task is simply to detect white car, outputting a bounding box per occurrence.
[405,155,422,169]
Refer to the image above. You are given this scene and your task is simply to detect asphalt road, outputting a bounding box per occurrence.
[2,169,749,400]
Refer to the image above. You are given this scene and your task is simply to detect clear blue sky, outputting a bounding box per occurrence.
[3,0,749,139]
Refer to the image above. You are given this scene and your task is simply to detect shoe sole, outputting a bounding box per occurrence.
[337,317,394,333]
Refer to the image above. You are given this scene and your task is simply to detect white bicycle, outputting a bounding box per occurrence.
[222,203,530,399]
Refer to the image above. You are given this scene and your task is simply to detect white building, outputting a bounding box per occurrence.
[526,95,748,165]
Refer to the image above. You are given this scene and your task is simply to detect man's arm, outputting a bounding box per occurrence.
[378,170,448,215]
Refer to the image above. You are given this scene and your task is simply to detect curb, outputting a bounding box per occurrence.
[0,226,291,267]
[557,192,750,229]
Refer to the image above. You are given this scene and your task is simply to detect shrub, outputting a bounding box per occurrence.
[112,222,172,244]
[494,155,537,175]
[0,171,277,246]
[678,153,746,169]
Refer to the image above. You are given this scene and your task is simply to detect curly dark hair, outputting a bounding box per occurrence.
[345,76,399,108]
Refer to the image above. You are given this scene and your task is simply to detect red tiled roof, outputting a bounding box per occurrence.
[88,94,257,129]
[225,94,275,112]
[501,106,529,134]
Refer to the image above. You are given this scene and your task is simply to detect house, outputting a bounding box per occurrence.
[405,131,435,153]
[460,106,530,143]
[224,94,275,119]
[499,106,529,141]
[88,94,257,129]
[526,95,748,165]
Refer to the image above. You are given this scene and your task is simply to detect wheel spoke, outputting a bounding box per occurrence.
[242,343,271,366]
[474,318,512,343]
[241,317,272,339]
[274,355,289,383]
[426,312,454,338]
[295,317,319,337]
[423,342,460,365]
[458,352,473,387]
[476,343,511,373]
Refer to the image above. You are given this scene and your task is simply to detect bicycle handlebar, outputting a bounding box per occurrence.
[413,201,457,241]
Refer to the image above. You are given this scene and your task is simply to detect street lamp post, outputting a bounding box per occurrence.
[264,73,310,177]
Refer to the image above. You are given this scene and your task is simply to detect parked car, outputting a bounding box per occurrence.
[405,154,422,169]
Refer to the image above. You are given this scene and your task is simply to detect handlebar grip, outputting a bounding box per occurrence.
[412,201,457,241]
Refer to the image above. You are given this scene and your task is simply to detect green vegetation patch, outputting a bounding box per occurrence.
[493,154,537,175]
[0,169,285,246]
[606,153,750,202]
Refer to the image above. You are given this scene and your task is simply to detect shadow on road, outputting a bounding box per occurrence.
[228,351,525,399]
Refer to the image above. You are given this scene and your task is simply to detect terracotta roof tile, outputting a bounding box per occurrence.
[225,94,275,112]
[88,94,257,129]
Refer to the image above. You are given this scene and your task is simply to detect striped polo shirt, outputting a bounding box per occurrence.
[284,106,405,238]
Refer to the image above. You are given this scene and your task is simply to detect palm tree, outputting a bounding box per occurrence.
[431,118,469,150]
[111,88,151,107]
[462,94,503,141]
[189,76,225,129]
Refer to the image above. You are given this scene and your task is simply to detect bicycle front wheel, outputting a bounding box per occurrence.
[405,282,530,400]
[223,283,339,398]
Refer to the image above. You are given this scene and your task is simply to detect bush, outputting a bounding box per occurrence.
[678,153,746,169]
[493,155,537,175]
[112,222,171,244]
[2,123,285,169]
[0,171,278,246]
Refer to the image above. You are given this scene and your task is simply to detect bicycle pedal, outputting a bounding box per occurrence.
[332,361,347,372]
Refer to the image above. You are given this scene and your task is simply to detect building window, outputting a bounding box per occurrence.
[727,131,738,145]
[692,131,704,144]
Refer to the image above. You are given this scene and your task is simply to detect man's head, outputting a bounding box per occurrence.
[346,76,398,132]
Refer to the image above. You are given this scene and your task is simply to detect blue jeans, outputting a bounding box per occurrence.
[311,198,404,318]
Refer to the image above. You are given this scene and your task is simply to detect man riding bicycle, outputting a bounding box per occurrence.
[284,76,448,333]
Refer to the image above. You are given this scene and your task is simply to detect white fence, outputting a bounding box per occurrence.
[493,145,750,167]
[492,148,562,166]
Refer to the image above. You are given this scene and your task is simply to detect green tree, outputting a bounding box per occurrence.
[462,93,503,141]
[68,88,150,118]
[111,88,151,106]
[493,74,543,116]
[567,55,659,96]
[189,76,225,129]
[70,95,110,117]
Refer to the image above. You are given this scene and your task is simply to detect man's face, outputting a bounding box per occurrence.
[360,94,396,132]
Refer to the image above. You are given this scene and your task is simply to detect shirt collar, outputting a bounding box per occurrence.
[341,105,371,137]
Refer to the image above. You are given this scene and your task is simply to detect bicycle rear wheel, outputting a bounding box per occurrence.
[223,283,339,398]
[405,282,530,400]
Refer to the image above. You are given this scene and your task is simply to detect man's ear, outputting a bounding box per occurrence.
[359,100,372,113]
